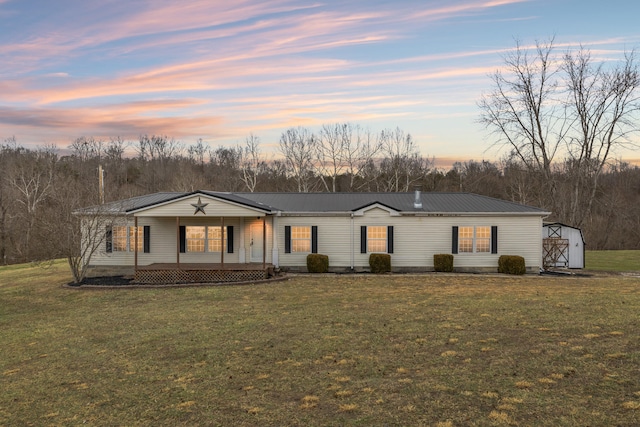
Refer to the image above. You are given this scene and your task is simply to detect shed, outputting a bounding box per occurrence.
[542,223,585,269]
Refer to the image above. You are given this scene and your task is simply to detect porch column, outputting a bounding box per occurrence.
[134,216,138,272]
[176,217,180,268]
[262,216,266,269]
[220,217,224,270]
[238,218,246,263]
[271,213,279,268]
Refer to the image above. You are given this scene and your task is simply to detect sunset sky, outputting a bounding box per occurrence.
[1,0,639,166]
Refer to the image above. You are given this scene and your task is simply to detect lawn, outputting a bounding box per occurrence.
[1,262,640,426]
[586,250,640,272]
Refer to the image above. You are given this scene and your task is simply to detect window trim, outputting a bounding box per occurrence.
[110,225,143,252]
[185,225,229,253]
[453,225,496,254]
[284,225,318,254]
[361,225,394,254]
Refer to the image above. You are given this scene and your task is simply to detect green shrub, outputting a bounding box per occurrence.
[306,254,329,273]
[498,255,526,275]
[369,253,391,274]
[434,254,454,272]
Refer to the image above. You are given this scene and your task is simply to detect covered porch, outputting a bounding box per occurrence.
[134,262,276,284]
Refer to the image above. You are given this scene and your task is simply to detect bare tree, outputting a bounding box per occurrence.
[378,127,430,192]
[479,39,640,227]
[187,138,210,167]
[562,48,640,226]
[479,39,565,196]
[278,127,317,192]
[69,136,104,161]
[239,134,264,192]
[6,147,57,260]
[314,123,382,192]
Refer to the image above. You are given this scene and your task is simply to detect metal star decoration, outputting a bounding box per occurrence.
[191,197,208,215]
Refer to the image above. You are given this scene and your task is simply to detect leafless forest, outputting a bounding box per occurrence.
[1,125,639,265]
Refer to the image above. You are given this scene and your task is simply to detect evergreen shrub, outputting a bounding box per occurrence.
[369,253,391,274]
[306,254,329,273]
[498,255,526,275]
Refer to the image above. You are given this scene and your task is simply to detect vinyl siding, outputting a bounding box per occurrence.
[88,211,544,270]
[90,217,243,266]
[274,210,543,270]
[277,216,352,267]
[135,195,266,217]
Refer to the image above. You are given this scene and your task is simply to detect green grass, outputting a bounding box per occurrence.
[1,263,640,426]
[586,250,640,272]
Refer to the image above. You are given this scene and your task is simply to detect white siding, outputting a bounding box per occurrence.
[88,208,545,271]
[90,217,245,266]
[135,195,266,217]
[543,224,584,268]
[276,210,544,270]
[277,216,352,267]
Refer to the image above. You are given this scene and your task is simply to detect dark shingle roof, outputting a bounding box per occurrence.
[239,192,548,214]
[83,191,549,215]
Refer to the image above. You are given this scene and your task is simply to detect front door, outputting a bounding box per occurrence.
[250,224,264,262]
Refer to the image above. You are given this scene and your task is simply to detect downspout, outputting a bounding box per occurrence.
[271,211,280,269]
[350,212,354,271]
[134,216,138,273]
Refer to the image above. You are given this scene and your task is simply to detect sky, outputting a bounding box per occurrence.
[1,0,639,167]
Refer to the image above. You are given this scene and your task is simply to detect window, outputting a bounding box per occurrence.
[112,226,142,252]
[360,226,394,254]
[367,226,387,253]
[186,226,228,252]
[291,226,311,252]
[207,226,227,253]
[285,225,317,254]
[457,226,492,253]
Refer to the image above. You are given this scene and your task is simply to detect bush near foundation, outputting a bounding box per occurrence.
[306,254,329,273]
[498,255,526,275]
[369,253,391,274]
[434,254,454,272]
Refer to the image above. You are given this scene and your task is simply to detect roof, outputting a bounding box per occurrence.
[240,192,549,214]
[79,191,550,216]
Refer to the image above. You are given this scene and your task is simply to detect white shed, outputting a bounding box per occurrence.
[542,223,585,269]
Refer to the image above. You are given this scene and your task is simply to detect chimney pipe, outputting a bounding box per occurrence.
[413,187,422,209]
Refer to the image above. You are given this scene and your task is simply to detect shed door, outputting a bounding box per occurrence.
[250,224,264,262]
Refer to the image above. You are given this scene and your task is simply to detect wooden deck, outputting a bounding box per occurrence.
[134,263,275,284]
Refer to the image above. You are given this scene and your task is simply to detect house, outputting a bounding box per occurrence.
[79,190,550,282]
[542,222,585,269]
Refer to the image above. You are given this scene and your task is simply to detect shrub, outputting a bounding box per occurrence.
[369,253,391,274]
[434,254,454,272]
[306,254,329,273]
[498,255,526,275]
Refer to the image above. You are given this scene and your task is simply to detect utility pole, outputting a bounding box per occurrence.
[98,164,105,204]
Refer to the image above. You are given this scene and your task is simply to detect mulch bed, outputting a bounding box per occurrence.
[68,276,134,287]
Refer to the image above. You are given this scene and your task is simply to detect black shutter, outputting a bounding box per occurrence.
[491,226,498,254]
[179,226,186,253]
[284,226,291,254]
[311,226,318,254]
[105,226,112,253]
[227,226,234,253]
[143,226,150,253]
[452,226,458,254]
[387,226,394,254]
[360,226,367,253]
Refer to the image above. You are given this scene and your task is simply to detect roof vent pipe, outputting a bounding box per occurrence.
[413,187,422,209]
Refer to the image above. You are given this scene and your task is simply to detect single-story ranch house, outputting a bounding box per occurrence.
[80,190,550,282]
